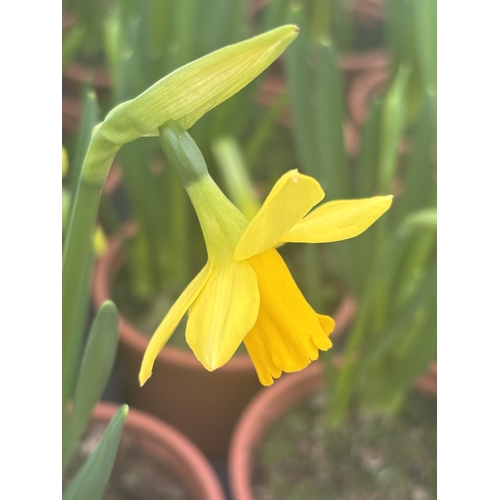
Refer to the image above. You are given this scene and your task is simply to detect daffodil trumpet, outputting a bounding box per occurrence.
[140,120,393,386]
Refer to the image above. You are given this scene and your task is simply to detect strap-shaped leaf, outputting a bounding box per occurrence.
[63,302,119,471]
[62,87,101,411]
[397,208,437,236]
[63,405,128,500]
[377,64,410,193]
[70,86,99,204]
[211,136,260,219]
[284,6,318,175]
[397,94,436,218]
[314,39,350,200]
[414,0,437,94]
[358,261,437,375]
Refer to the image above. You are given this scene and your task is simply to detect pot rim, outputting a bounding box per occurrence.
[339,49,390,73]
[92,401,225,500]
[227,363,325,500]
[228,356,436,500]
[348,68,390,126]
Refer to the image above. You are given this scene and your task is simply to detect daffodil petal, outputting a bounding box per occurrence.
[244,319,283,386]
[280,195,393,243]
[244,249,333,385]
[318,314,335,335]
[139,264,213,385]
[186,259,260,371]
[234,170,324,260]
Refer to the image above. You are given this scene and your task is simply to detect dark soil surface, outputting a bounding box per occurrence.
[64,421,192,500]
[252,390,436,500]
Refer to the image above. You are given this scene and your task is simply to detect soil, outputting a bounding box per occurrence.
[252,390,436,500]
[64,420,192,500]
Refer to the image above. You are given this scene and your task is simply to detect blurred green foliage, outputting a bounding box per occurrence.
[63,0,436,428]
[273,0,436,424]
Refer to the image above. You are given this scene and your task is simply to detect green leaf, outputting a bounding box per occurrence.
[211,136,260,219]
[377,64,410,193]
[62,24,85,70]
[198,0,246,55]
[414,0,437,94]
[284,5,319,175]
[358,261,436,375]
[355,98,382,198]
[63,405,128,500]
[62,172,100,408]
[63,181,107,411]
[243,91,289,169]
[397,93,436,218]
[384,0,414,67]
[170,0,198,69]
[398,208,437,236]
[63,302,120,471]
[260,0,290,32]
[362,289,437,410]
[70,86,100,210]
[314,39,350,199]
[62,89,101,410]
[311,0,333,43]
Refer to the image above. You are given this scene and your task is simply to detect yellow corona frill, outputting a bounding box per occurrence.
[139,166,392,386]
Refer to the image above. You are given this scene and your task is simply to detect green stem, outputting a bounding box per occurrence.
[65,250,94,415]
[63,122,120,408]
[62,179,103,407]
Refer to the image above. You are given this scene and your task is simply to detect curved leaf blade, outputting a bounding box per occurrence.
[63,405,128,500]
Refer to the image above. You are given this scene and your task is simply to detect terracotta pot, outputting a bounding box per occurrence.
[62,10,77,33]
[414,359,437,396]
[62,95,81,136]
[62,61,111,102]
[348,67,390,126]
[228,363,325,500]
[90,401,225,500]
[228,357,436,500]
[348,0,385,27]
[339,50,389,74]
[62,61,111,135]
[93,236,355,460]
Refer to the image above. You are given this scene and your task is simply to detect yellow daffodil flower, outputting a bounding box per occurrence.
[139,121,392,386]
